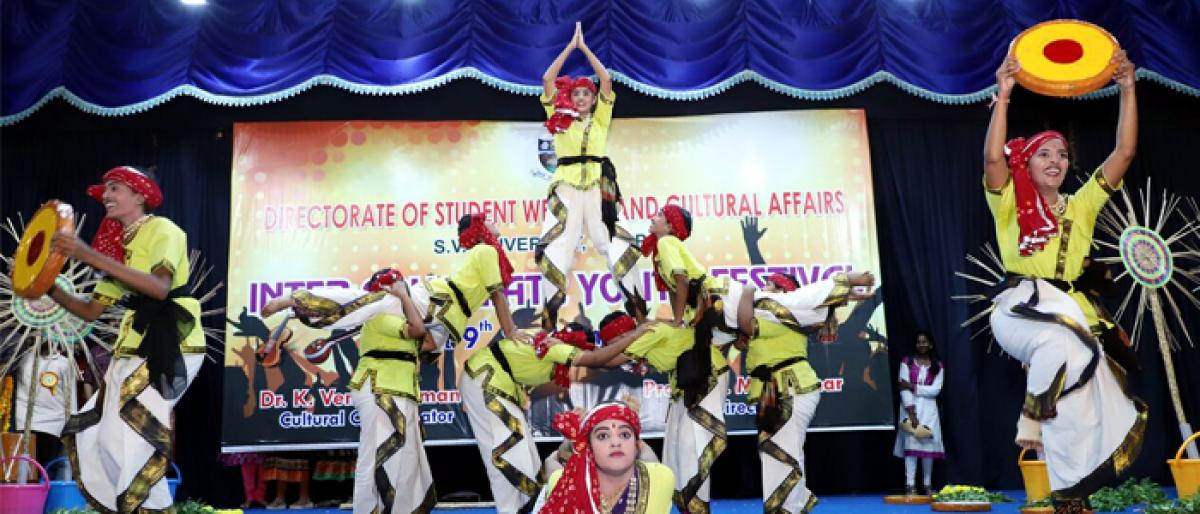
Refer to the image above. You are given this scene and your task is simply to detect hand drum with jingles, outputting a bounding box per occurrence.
[11,200,75,299]
[1009,19,1121,97]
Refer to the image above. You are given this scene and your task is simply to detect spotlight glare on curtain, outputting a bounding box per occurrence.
[181,0,206,5]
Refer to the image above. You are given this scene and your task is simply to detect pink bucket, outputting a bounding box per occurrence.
[0,455,50,514]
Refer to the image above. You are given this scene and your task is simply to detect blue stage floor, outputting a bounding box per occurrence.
[238,490,1168,513]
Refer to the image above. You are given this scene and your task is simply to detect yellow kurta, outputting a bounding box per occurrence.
[623,324,729,396]
[91,216,203,357]
[540,90,616,191]
[464,340,580,405]
[349,313,421,400]
[428,244,504,342]
[987,167,1146,495]
[652,236,726,322]
[542,461,675,514]
[745,319,820,404]
[985,167,1120,329]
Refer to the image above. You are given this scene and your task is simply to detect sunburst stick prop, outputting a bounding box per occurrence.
[1,207,226,463]
[954,183,1200,457]
[185,249,229,354]
[952,243,1005,348]
[1092,179,1200,458]
[1,216,127,351]
[0,206,121,462]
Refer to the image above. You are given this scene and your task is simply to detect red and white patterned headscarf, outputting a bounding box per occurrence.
[1004,131,1066,256]
[598,313,636,344]
[545,76,599,134]
[640,205,691,292]
[86,166,163,262]
[458,213,515,287]
[540,402,642,514]
[364,268,404,292]
[767,273,799,292]
[532,326,595,388]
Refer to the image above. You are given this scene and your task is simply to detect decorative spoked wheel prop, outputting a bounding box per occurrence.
[956,181,1200,459]
[1,206,225,457]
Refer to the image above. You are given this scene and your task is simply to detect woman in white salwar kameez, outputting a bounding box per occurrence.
[892,332,944,496]
[985,53,1144,514]
[48,166,205,513]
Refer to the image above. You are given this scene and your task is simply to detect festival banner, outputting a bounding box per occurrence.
[221,110,892,451]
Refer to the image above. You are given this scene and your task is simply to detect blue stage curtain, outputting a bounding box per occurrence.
[4,0,1199,124]
[3,78,1199,503]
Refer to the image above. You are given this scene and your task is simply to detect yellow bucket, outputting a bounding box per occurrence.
[1169,432,1200,500]
[1018,447,1050,503]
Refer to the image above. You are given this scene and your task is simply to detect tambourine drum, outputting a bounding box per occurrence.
[1009,19,1120,97]
[11,200,75,299]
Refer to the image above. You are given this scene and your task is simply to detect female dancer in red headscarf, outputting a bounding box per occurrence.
[536,22,647,331]
[461,320,654,513]
[533,401,676,514]
[985,52,1144,513]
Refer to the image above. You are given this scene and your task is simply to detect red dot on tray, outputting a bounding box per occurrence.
[1043,39,1084,64]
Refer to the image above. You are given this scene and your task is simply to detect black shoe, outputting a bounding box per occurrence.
[541,299,562,331]
[620,285,648,321]
[905,485,918,497]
